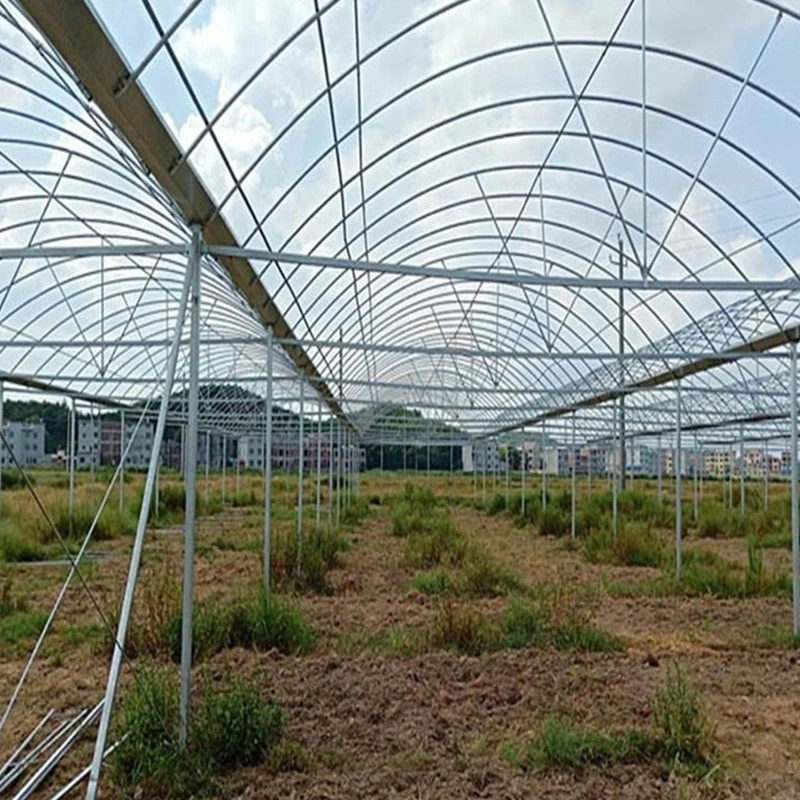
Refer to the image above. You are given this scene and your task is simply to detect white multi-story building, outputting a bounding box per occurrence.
[76,418,155,468]
[0,421,45,467]
[462,440,499,473]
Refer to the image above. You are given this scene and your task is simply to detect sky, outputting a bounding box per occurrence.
[1,0,800,438]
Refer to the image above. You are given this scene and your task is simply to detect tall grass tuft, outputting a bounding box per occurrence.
[113,667,285,798]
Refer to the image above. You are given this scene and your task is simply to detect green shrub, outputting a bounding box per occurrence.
[651,664,715,767]
[583,520,665,568]
[0,469,33,490]
[488,493,507,515]
[412,568,454,595]
[429,598,500,656]
[164,591,316,663]
[271,526,348,594]
[341,496,370,525]
[113,667,285,797]
[502,594,622,653]
[539,507,570,538]
[403,514,466,569]
[697,503,746,539]
[523,716,658,770]
[0,521,49,562]
[460,546,522,597]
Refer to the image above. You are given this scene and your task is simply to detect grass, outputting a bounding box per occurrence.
[518,716,659,770]
[0,579,47,646]
[114,562,316,660]
[652,664,716,769]
[113,667,285,798]
[340,496,370,525]
[429,590,622,656]
[582,519,666,568]
[504,665,715,775]
[403,514,467,569]
[271,526,349,594]
[610,542,791,600]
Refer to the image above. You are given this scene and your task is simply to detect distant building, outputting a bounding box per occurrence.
[462,441,499,473]
[76,418,155,469]
[0,421,45,467]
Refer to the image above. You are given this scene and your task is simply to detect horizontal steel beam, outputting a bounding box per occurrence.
[207,244,800,293]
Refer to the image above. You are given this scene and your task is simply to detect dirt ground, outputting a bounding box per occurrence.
[2,475,800,798]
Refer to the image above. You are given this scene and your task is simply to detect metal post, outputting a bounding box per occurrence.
[521,429,526,517]
[791,342,799,635]
[328,411,334,531]
[676,380,683,580]
[0,380,3,532]
[86,224,197,800]
[764,440,769,509]
[482,441,487,505]
[657,433,662,505]
[492,437,497,495]
[505,441,510,505]
[222,436,227,504]
[297,376,305,559]
[541,422,547,510]
[740,423,746,515]
[69,397,76,536]
[693,434,699,523]
[336,420,342,524]
[629,434,635,489]
[118,409,124,513]
[729,443,734,508]
[612,402,618,539]
[263,329,273,591]
[204,431,210,504]
[316,401,322,530]
[472,440,477,504]
[179,223,201,746]
[699,441,704,501]
[617,233,626,492]
[236,438,240,496]
[571,412,576,539]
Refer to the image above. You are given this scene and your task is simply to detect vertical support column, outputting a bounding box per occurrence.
[657,433,663,505]
[729,443,734,508]
[327,412,334,531]
[521,428,526,517]
[118,410,125,513]
[492,437,497,495]
[505,441,510,505]
[482,440,487,505]
[629,434,635,489]
[179,223,201,747]
[222,436,227,504]
[263,329,273,592]
[316,401,322,530]
[764,440,769,509]
[791,342,799,635]
[0,379,4,533]
[236,438,240,496]
[297,375,305,561]
[693,434,699,523]
[472,440,477,504]
[204,432,210,504]
[541,422,547,511]
[87,224,197,800]
[336,419,342,524]
[675,379,683,580]
[69,397,76,535]
[699,441,704,501]
[740,423,746,515]
[612,402,618,540]
[571,412,576,539]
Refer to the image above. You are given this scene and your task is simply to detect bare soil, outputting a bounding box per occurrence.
[2,480,800,799]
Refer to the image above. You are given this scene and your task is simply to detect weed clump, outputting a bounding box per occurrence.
[113,667,285,797]
[505,665,716,776]
[582,520,665,568]
[429,588,622,656]
[651,664,716,768]
[271,526,349,594]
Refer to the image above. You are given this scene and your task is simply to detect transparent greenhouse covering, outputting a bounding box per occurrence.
[1,0,800,446]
